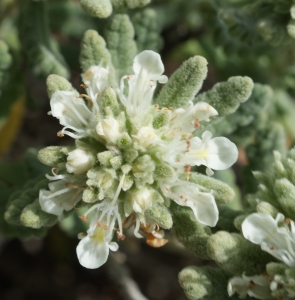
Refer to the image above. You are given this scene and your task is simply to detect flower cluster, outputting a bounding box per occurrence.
[39,50,238,269]
[228,212,295,299]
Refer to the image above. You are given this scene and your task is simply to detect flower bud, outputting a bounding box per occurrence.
[66,149,95,174]
[96,117,120,143]
[130,187,153,213]
[135,126,160,148]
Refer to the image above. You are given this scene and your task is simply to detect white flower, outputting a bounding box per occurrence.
[39,174,84,217]
[82,65,109,98]
[242,213,295,267]
[134,126,160,148]
[66,149,95,174]
[76,203,119,269]
[228,273,274,299]
[130,187,153,213]
[161,180,218,227]
[77,173,126,269]
[119,50,168,116]
[96,116,121,143]
[81,64,109,114]
[169,101,218,134]
[163,130,238,175]
[50,91,93,139]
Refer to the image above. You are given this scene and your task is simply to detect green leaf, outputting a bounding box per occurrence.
[20,1,69,78]
[156,56,208,108]
[105,14,137,80]
[196,76,254,121]
[132,8,163,52]
[79,29,114,84]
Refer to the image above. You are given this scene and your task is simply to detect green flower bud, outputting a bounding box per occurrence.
[110,155,123,169]
[145,201,172,229]
[97,150,116,166]
[132,155,155,175]
[154,163,176,180]
[46,74,77,98]
[80,0,112,18]
[207,231,272,275]
[179,267,233,300]
[100,86,119,115]
[274,178,295,218]
[111,0,150,10]
[117,133,132,149]
[38,146,71,168]
[256,201,278,218]
[20,200,57,229]
[152,109,172,129]
[123,148,138,163]
[82,187,99,203]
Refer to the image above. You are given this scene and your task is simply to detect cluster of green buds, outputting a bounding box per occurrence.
[227,149,295,299]
[37,49,238,269]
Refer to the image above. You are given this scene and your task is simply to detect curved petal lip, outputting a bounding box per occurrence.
[133,50,165,78]
[76,236,109,269]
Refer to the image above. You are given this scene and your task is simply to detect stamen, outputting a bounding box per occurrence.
[80,83,89,89]
[184,165,192,181]
[182,133,193,140]
[46,173,67,181]
[57,131,64,137]
[111,173,126,206]
[64,183,87,189]
[72,190,79,209]
[81,215,88,222]
[79,94,93,107]
[134,218,143,238]
[185,140,191,153]
[117,232,125,240]
[48,187,72,198]
[52,168,59,176]
[194,119,200,128]
[170,111,178,122]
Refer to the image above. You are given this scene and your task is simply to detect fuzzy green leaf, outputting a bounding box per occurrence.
[105,14,137,80]
[156,56,208,108]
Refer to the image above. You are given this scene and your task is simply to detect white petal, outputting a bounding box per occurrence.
[205,137,238,170]
[76,234,109,269]
[158,75,168,84]
[133,201,144,213]
[227,276,249,297]
[39,190,63,216]
[66,148,95,175]
[109,242,119,252]
[202,130,212,142]
[194,102,218,122]
[50,91,92,131]
[187,191,219,227]
[206,167,214,176]
[242,213,282,245]
[133,50,164,79]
